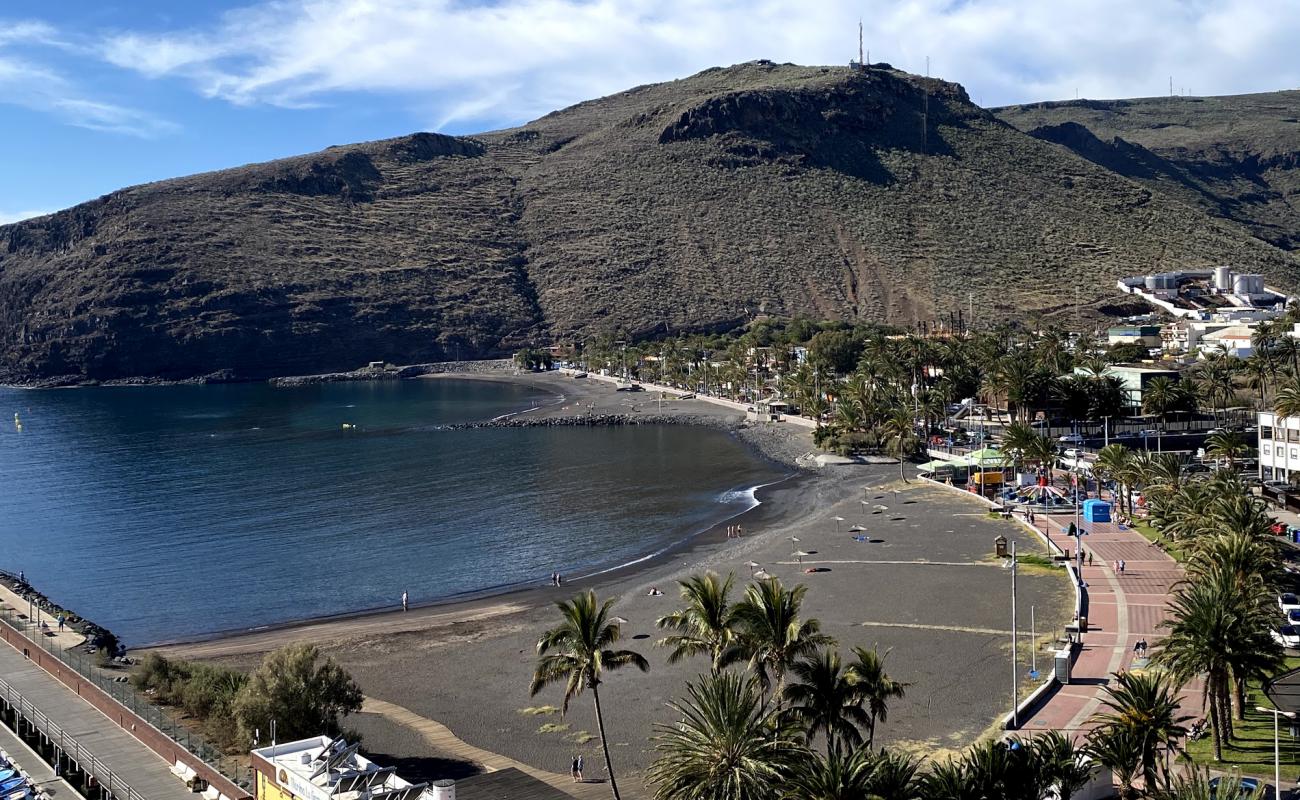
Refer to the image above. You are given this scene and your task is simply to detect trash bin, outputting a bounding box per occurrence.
[1078,615,1088,633]
[1054,648,1072,684]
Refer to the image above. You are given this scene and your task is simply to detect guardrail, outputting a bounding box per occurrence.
[0,673,147,800]
[0,606,253,791]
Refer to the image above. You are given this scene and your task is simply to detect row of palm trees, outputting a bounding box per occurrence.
[528,569,1256,799]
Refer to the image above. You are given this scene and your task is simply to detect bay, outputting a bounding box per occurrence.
[0,379,784,645]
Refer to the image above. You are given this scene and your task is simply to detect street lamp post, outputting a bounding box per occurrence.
[1256,705,1295,797]
[1010,540,1019,728]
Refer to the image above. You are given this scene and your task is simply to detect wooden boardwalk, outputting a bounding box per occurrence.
[0,639,195,800]
[363,697,613,800]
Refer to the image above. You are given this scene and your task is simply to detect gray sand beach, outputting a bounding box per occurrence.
[152,372,1072,796]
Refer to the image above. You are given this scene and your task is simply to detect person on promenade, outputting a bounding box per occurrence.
[570,757,578,782]
[1088,552,1093,567]
[401,591,408,612]
[576,754,584,782]
[57,615,64,631]
[1119,559,1126,575]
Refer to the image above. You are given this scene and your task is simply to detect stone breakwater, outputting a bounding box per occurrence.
[440,413,721,430]
[269,359,515,387]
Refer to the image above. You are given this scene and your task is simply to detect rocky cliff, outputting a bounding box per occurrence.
[3,63,1298,383]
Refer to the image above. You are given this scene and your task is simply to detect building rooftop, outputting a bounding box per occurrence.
[252,737,431,800]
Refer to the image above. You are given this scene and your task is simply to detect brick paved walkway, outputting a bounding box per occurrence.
[1018,513,1189,736]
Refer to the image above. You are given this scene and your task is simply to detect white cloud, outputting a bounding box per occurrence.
[0,208,54,226]
[80,0,1300,129]
[0,18,178,138]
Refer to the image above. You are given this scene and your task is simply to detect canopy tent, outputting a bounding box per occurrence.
[962,448,1005,468]
[916,460,957,472]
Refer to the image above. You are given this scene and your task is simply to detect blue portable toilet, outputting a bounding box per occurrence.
[1082,499,1111,524]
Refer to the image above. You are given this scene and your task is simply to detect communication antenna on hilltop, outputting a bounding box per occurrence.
[859,19,864,69]
[1169,76,1174,98]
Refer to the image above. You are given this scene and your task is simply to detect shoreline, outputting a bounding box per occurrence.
[132,370,812,652]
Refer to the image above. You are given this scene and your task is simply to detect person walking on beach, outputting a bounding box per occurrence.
[401,591,408,612]
[576,754,584,782]
[570,757,578,782]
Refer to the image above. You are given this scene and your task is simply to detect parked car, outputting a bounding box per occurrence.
[1274,625,1300,648]
[1287,608,1300,626]
[1138,428,1163,437]
[1280,593,1300,614]
[1062,448,1082,460]
[1059,433,1084,444]
[1208,775,1262,799]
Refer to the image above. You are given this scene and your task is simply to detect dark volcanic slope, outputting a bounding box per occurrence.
[3,63,1299,382]
[996,91,1300,251]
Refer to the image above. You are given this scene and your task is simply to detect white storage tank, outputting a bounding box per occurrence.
[1233,274,1264,295]
[431,780,456,800]
[1214,265,1233,291]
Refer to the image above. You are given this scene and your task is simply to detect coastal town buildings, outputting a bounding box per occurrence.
[1259,411,1300,483]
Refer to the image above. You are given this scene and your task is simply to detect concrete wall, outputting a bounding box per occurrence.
[0,622,250,800]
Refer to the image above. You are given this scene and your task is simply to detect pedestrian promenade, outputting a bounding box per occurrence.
[1018,513,1187,736]
[0,638,195,800]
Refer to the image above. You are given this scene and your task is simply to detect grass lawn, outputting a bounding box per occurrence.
[1182,657,1300,778]
[1130,519,1188,563]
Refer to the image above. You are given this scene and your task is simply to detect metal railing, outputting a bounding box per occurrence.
[0,606,253,789]
[0,673,147,800]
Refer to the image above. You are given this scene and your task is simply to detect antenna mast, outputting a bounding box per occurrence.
[859,20,864,68]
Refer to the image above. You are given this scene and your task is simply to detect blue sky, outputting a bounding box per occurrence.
[3,0,1299,223]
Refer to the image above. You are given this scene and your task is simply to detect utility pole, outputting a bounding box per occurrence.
[1010,540,1019,728]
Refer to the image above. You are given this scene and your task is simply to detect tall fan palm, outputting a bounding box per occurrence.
[646,672,794,800]
[530,590,650,800]
[727,578,835,703]
[1087,670,1189,792]
[1093,444,1132,506]
[655,572,739,673]
[847,645,908,749]
[782,649,871,754]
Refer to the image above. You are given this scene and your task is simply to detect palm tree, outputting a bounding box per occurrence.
[846,645,908,749]
[782,649,871,754]
[655,572,739,673]
[727,578,835,703]
[646,672,793,800]
[781,742,878,800]
[1204,430,1251,470]
[1084,725,1143,800]
[1093,444,1132,507]
[1031,730,1094,800]
[531,590,650,800]
[883,408,920,483]
[1148,767,1256,800]
[1275,373,1300,419]
[1155,574,1238,760]
[1087,670,1189,792]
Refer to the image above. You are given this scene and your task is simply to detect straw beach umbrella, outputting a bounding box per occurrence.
[753,570,771,580]
[833,516,845,532]
[792,550,810,564]
[745,561,760,576]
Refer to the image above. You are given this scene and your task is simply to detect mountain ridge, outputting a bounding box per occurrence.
[2,62,1298,384]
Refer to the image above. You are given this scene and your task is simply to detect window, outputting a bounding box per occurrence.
[1291,448,1297,460]
[1262,425,1274,439]
[1264,445,1271,456]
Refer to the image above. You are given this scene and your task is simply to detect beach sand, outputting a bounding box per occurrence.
[150,373,1073,797]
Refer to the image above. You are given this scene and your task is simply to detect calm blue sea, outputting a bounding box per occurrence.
[0,379,783,645]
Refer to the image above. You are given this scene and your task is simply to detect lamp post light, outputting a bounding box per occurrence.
[1256,705,1295,797]
[1010,541,1019,728]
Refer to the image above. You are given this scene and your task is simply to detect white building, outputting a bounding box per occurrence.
[1258,412,1300,481]
[252,737,436,800]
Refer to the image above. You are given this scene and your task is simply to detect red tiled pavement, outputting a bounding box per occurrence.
[1017,512,1194,738]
